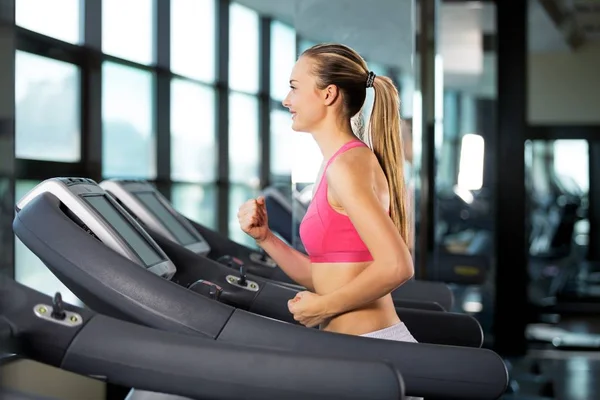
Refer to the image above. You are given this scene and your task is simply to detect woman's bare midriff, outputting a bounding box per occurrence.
[312,262,400,336]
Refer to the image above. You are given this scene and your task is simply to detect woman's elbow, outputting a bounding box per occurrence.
[390,255,414,286]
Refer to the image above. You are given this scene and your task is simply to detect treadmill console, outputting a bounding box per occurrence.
[99,179,211,256]
[16,178,177,280]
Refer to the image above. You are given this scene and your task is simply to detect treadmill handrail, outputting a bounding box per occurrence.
[64,314,405,400]
[1,278,405,400]
[13,192,235,339]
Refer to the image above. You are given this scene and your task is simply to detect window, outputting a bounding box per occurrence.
[15,180,83,307]
[171,183,217,229]
[460,94,476,135]
[16,0,82,44]
[270,109,294,178]
[229,92,260,185]
[171,78,216,182]
[102,62,155,179]
[292,131,321,185]
[102,0,155,65]
[15,51,81,162]
[457,134,485,190]
[229,3,259,94]
[171,0,216,83]
[228,184,260,248]
[270,21,296,101]
[400,72,415,119]
[553,140,589,193]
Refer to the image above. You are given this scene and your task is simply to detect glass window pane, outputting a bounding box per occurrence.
[292,131,321,185]
[229,93,260,185]
[553,140,589,193]
[102,0,155,65]
[270,108,294,178]
[229,3,259,94]
[171,0,216,83]
[457,134,485,190]
[15,180,83,307]
[16,0,81,44]
[270,21,296,101]
[15,51,81,162]
[102,62,156,179]
[171,183,217,230]
[229,184,260,249]
[171,78,216,182]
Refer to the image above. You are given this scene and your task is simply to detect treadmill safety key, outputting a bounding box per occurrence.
[33,292,83,328]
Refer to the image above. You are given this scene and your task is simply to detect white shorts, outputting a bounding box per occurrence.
[360,321,418,343]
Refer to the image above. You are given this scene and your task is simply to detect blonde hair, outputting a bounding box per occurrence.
[302,43,411,245]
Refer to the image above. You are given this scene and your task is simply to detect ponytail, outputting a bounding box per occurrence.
[367,76,411,246]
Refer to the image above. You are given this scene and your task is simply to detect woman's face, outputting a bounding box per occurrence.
[282,56,328,133]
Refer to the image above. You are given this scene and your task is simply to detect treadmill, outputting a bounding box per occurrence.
[0,277,406,400]
[13,178,508,399]
[99,179,454,312]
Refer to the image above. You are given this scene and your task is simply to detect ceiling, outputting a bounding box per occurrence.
[560,0,600,40]
[234,0,581,96]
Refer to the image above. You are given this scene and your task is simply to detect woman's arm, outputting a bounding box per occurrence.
[320,154,414,316]
[257,232,314,291]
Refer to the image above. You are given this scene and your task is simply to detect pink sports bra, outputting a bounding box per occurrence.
[298,139,375,263]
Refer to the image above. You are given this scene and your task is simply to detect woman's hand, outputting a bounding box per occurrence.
[287,291,332,328]
[238,197,270,243]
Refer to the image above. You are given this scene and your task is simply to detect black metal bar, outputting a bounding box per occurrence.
[155,0,171,190]
[449,91,461,185]
[0,0,15,279]
[588,142,600,261]
[493,0,528,356]
[16,27,85,64]
[82,0,102,183]
[15,160,87,180]
[476,98,496,191]
[417,0,439,280]
[216,0,230,235]
[527,125,600,140]
[259,17,271,188]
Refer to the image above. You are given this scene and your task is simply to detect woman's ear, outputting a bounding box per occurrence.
[322,84,340,107]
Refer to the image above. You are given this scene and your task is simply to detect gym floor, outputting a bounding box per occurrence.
[505,316,600,399]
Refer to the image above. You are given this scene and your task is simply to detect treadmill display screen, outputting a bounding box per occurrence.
[84,194,163,267]
[135,192,198,246]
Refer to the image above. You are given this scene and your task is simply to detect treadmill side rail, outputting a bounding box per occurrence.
[63,314,406,400]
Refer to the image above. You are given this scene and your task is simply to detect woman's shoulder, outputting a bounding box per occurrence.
[326,145,378,183]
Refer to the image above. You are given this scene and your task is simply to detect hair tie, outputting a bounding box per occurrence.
[366,71,376,88]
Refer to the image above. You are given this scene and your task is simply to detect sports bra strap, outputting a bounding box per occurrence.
[324,140,367,170]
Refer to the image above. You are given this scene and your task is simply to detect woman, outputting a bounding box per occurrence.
[238,43,416,342]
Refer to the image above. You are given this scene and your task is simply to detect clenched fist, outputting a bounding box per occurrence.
[238,196,270,243]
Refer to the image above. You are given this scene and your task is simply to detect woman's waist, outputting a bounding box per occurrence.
[311,261,370,292]
[320,302,399,336]
[311,264,398,335]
